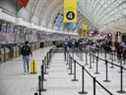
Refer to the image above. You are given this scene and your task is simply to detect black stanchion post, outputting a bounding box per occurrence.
[72,60,78,81]
[85,52,88,65]
[41,65,46,81]
[89,53,92,69]
[117,66,126,94]
[38,75,46,94]
[66,51,68,65]
[105,50,107,60]
[92,53,95,63]
[94,56,100,74]
[93,77,96,95]
[43,60,48,75]
[110,51,114,68]
[103,60,110,82]
[78,66,88,94]
[69,57,73,75]
[38,76,42,95]
[68,55,71,69]
[46,54,49,69]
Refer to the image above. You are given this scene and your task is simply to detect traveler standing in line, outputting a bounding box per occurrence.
[21,41,32,74]
[64,39,68,61]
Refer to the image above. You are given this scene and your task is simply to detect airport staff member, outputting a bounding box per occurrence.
[21,41,32,74]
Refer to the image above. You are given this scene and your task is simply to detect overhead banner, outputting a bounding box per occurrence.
[64,0,77,23]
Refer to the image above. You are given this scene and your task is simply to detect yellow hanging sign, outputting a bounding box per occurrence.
[64,0,77,23]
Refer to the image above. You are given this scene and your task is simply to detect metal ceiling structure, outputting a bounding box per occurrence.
[23,0,126,33]
[0,0,126,35]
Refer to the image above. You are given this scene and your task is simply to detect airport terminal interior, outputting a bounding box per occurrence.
[0,0,126,95]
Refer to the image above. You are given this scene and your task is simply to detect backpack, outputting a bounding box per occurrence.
[21,45,31,56]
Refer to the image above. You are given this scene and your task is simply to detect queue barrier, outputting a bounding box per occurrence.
[86,49,126,94]
[67,52,114,95]
[34,48,53,95]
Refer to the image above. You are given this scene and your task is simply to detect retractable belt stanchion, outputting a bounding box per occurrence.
[72,60,78,81]
[68,55,71,69]
[103,60,110,82]
[43,60,48,75]
[38,76,42,95]
[117,66,126,94]
[110,51,114,68]
[41,64,46,81]
[93,77,96,95]
[92,53,95,63]
[85,51,88,65]
[89,53,92,69]
[78,66,87,94]
[94,56,100,74]
[69,56,73,75]
[41,64,47,91]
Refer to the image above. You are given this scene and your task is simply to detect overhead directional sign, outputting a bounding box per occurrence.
[64,0,77,23]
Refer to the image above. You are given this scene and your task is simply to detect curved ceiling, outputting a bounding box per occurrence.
[1,0,126,33]
[25,0,126,33]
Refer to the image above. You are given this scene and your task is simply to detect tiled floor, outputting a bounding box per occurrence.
[0,47,52,95]
[0,49,126,95]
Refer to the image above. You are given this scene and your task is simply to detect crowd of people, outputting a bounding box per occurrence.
[63,37,126,64]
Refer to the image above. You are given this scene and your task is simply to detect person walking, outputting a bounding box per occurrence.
[21,41,32,74]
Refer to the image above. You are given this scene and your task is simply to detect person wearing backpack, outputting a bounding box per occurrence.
[21,41,32,74]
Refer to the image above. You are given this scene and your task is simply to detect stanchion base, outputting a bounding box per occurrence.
[117,90,126,94]
[78,91,88,94]
[103,80,111,82]
[94,72,100,74]
[72,79,78,81]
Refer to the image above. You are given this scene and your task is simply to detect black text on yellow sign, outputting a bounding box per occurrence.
[64,0,77,23]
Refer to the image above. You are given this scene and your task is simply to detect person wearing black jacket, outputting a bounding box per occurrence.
[21,41,32,74]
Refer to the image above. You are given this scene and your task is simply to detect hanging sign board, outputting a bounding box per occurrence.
[64,0,77,23]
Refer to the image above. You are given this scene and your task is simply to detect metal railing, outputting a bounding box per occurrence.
[67,52,114,95]
[34,48,53,95]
